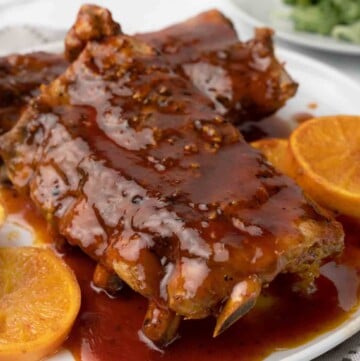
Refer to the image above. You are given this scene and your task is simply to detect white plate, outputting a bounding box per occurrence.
[231,0,360,55]
[5,7,360,361]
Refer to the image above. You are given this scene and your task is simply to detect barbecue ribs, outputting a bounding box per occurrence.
[0,6,297,138]
[137,11,298,122]
[0,10,343,346]
[65,5,297,123]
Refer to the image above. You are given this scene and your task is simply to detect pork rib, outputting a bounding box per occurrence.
[0,31,343,345]
[137,12,297,122]
[0,52,67,135]
[65,5,298,123]
[0,7,297,138]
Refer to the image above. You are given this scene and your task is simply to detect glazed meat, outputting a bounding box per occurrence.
[0,27,343,346]
[138,12,298,122]
[0,52,68,134]
[65,5,298,123]
[137,9,239,57]
[0,6,296,138]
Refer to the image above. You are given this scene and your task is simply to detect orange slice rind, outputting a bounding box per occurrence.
[0,247,81,361]
[289,115,360,218]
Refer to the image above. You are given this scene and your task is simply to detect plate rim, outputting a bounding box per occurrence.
[277,47,360,95]
[230,0,360,55]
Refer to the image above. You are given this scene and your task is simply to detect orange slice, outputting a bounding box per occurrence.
[0,206,4,227]
[251,138,295,177]
[289,115,360,218]
[0,247,81,361]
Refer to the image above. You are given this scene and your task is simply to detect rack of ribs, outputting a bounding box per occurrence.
[0,6,297,136]
[0,6,344,346]
[136,11,298,122]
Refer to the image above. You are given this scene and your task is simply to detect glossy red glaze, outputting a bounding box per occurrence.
[64,216,359,361]
[0,175,358,361]
[0,52,68,134]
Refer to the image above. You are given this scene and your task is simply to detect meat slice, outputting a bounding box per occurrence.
[65,5,298,123]
[0,5,118,137]
[0,6,296,138]
[138,12,298,122]
[137,9,239,56]
[0,52,68,134]
[0,33,343,345]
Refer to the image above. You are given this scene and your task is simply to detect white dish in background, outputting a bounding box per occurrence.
[231,0,360,55]
[5,18,360,361]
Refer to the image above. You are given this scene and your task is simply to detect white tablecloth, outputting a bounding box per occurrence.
[0,1,359,360]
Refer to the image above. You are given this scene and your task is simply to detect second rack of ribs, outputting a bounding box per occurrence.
[0,33,343,344]
[0,8,297,136]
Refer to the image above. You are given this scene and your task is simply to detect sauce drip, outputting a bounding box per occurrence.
[0,186,359,361]
[63,237,359,361]
[239,112,315,143]
[240,115,294,142]
[293,112,314,125]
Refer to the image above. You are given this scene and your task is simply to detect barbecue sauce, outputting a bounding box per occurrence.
[0,185,359,361]
[0,52,68,134]
[63,241,358,361]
